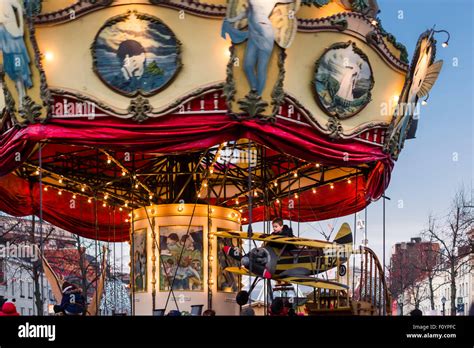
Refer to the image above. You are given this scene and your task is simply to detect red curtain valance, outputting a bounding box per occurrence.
[0,114,393,241]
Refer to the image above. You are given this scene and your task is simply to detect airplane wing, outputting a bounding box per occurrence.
[281,276,349,291]
[225,267,348,291]
[215,231,336,249]
[225,266,253,276]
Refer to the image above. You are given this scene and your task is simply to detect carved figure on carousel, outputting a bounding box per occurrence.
[221,0,300,96]
[0,0,33,102]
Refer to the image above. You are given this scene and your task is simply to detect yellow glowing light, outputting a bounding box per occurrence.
[294,193,299,199]
[119,207,123,212]
[312,188,316,194]
[44,51,54,62]
[88,198,92,204]
[44,187,48,192]
[393,95,400,103]
[330,184,334,189]
[293,172,298,178]
[125,219,129,223]
[122,171,126,176]
[72,194,76,199]
[58,190,62,195]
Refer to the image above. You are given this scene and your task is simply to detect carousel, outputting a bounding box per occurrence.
[0,0,445,315]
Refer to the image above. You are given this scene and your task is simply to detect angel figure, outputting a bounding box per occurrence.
[222,0,299,95]
[392,31,443,149]
[0,0,33,101]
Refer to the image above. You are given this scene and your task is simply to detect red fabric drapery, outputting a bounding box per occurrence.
[0,173,130,241]
[0,113,393,241]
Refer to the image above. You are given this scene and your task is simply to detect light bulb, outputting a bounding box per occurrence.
[44,51,54,62]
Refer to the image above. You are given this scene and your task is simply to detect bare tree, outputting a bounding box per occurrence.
[422,188,473,316]
[1,215,56,315]
[389,243,422,315]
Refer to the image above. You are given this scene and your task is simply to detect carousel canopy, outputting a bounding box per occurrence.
[0,0,442,241]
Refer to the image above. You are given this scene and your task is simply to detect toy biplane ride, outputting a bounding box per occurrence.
[216,223,353,305]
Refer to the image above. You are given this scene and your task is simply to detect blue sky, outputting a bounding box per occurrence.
[294,0,474,266]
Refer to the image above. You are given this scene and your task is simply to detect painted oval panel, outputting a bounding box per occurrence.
[314,42,374,119]
[92,11,182,97]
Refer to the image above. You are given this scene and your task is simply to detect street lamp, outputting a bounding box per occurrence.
[441,296,446,316]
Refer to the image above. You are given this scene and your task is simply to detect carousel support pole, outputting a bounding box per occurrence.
[382,194,390,315]
[131,152,136,316]
[94,150,100,315]
[247,141,253,308]
[38,142,44,315]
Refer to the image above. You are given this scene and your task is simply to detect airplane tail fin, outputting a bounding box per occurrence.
[333,223,353,245]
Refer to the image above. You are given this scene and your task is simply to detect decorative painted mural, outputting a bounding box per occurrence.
[92,11,181,97]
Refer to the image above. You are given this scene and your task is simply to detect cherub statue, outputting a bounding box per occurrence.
[222,0,300,95]
[0,0,33,101]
